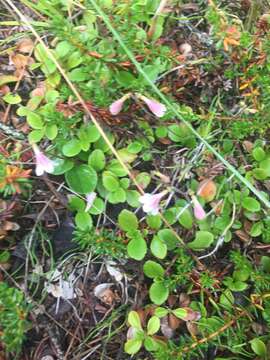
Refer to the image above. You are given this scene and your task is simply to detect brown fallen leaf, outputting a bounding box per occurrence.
[197,179,217,202]
[16,38,34,53]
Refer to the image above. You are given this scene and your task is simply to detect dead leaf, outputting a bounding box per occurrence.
[168,313,181,330]
[186,321,199,337]
[235,230,251,243]
[160,316,174,338]
[17,38,34,53]
[93,283,115,305]
[197,179,217,202]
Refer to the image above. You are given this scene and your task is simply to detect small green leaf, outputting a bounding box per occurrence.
[89,198,105,215]
[260,158,270,177]
[146,215,162,230]
[149,282,169,305]
[128,311,142,329]
[252,168,268,180]
[45,124,58,140]
[65,165,97,194]
[126,190,140,207]
[127,233,147,261]
[250,338,267,357]
[118,210,138,231]
[88,149,105,171]
[3,92,22,104]
[147,316,160,335]
[62,139,82,157]
[107,160,128,177]
[86,124,101,143]
[108,188,126,203]
[75,212,92,231]
[188,231,214,251]
[252,147,266,162]
[135,172,151,189]
[178,208,193,229]
[143,260,164,279]
[154,307,169,318]
[102,171,119,191]
[27,112,44,129]
[220,289,234,308]
[68,196,85,212]
[52,158,74,175]
[127,141,143,154]
[261,256,270,273]
[150,236,167,259]
[172,308,188,319]
[242,197,261,212]
[124,339,143,355]
[158,229,178,250]
[28,129,45,143]
[0,75,18,86]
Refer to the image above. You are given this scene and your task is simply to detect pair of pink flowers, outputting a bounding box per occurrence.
[109,93,166,118]
[139,191,206,220]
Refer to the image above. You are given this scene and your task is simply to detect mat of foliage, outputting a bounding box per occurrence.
[0,1,270,359]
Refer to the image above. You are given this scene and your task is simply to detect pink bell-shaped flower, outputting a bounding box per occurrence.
[32,144,54,176]
[109,93,131,115]
[192,196,206,220]
[137,94,166,117]
[139,191,167,215]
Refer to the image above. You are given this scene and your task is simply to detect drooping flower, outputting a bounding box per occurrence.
[32,144,54,176]
[139,191,167,215]
[136,94,166,117]
[85,192,97,212]
[109,93,131,115]
[192,196,206,220]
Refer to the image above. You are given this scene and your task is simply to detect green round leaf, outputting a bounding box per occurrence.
[147,316,160,335]
[28,129,45,143]
[126,190,140,207]
[52,158,74,175]
[89,198,105,215]
[108,188,126,203]
[178,208,193,229]
[124,339,142,355]
[259,158,270,177]
[250,338,267,357]
[127,233,147,260]
[88,149,105,171]
[242,197,261,212]
[149,282,169,305]
[188,231,214,251]
[154,307,169,318]
[118,210,138,231]
[172,308,188,320]
[127,141,143,154]
[128,311,142,329]
[146,215,162,230]
[143,260,164,279]
[3,92,22,104]
[102,171,119,191]
[27,112,44,129]
[107,160,128,177]
[45,124,58,140]
[158,229,178,250]
[62,139,82,157]
[65,165,97,194]
[252,147,266,162]
[252,168,268,180]
[75,212,92,231]
[150,236,167,259]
